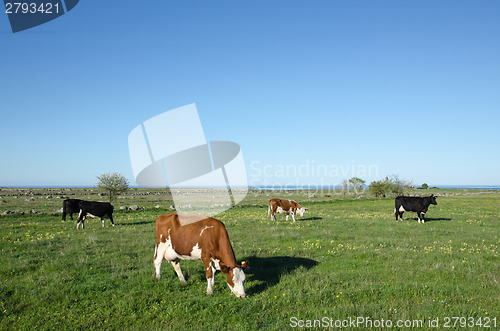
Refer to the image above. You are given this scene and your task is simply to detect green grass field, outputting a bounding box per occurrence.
[1,188,499,330]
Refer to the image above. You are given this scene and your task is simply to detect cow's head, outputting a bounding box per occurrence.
[429,194,437,205]
[298,206,308,217]
[221,261,248,298]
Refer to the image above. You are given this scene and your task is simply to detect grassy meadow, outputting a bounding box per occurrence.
[0,187,499,330]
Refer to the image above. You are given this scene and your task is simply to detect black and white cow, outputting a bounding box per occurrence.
[394,195,437,223]
[62,199,83,220]
[76,201,115,230]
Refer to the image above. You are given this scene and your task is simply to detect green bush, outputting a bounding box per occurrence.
[369,175,412,198]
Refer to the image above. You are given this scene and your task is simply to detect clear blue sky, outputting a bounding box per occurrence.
[1,1,499,187]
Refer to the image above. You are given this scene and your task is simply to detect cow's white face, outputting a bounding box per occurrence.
[227,267,246,298]
[298,207,308,217]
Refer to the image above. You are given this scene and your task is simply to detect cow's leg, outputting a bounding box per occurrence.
[203,258,215,294]
[79,218,85,230]
[170,260,186,282]
[292,213,296,222]
[108,214,115,227]
[285,213,289,221]
[76,210,85,230]
[153,242,168,279]
[76,210,82,230]
[76,213,85,230]
[101,218,105,227]
[420,212,425,223]
[399,212,404,222]
[394,209,398,222]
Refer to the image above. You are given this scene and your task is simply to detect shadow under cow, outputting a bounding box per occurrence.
[243,256,318,295]
[121,220,156,226]
[422,217,452,222]
[403,217,452,223]
[300,216,322,221]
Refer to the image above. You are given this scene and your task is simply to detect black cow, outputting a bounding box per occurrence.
[62,199,83,220]
[394,195,437,223]
[76,201,115,230]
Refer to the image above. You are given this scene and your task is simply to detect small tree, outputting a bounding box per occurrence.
[340,179,349,198]
[349,177,366,195]
[96,172,129,203]
[388,174,412,196]
[421,183,429,189]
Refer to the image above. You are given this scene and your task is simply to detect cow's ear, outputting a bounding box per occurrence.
[430,194,434,197]
[240,261,249,270]
[220,264,230,273]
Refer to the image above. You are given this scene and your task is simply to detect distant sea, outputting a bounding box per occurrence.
[252,185,500,190]
[436,185,500,190]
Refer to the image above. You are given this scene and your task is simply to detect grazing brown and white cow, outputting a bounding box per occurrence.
[268,198,308,222]
[153,213,248,298]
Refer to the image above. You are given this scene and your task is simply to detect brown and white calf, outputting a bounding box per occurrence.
[268,198,308,222]
[153,213,248,298]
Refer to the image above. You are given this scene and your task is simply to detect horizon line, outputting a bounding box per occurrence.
[1,184,499,189]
